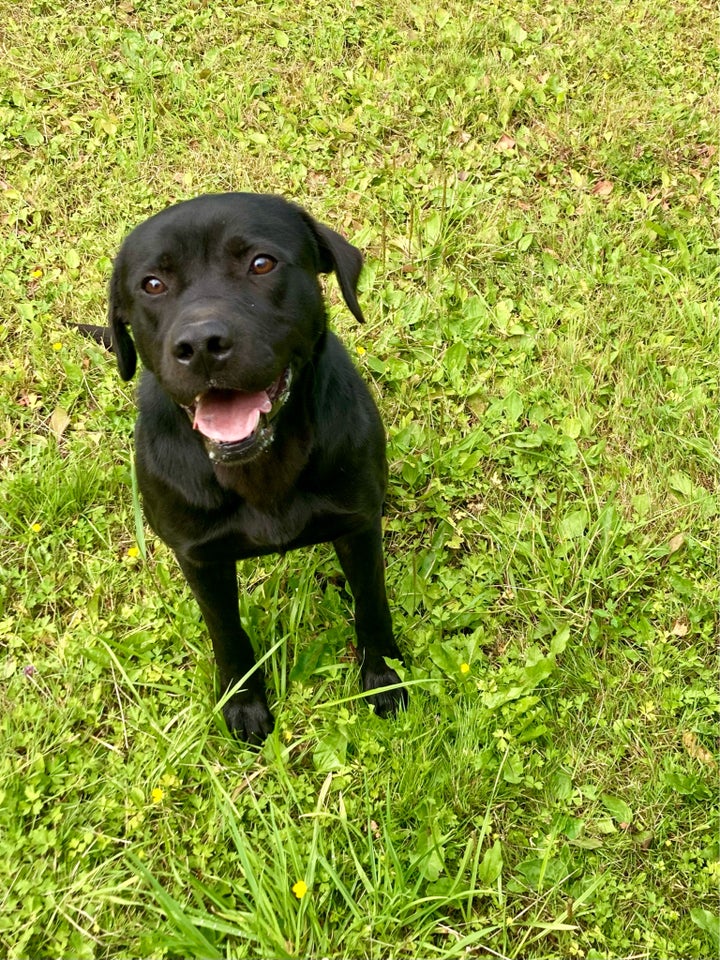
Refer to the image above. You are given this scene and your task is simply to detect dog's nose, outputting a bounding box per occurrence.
[171,318,234,367]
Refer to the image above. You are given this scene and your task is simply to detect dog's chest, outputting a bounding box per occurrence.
[234,495,314,554]
[181,492,350,564]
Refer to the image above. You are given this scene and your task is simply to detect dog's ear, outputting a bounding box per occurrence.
[109,264,137,381]
[307,218,365,324]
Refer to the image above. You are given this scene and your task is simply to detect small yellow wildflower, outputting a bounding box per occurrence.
[356,345,366,356]
[151,788,164,804]
[292,880,308,899]
[127,546,140,558]
[460,663,470,675]
[31,523,42,533]
[52,342,63,352]
[31,268,43,279]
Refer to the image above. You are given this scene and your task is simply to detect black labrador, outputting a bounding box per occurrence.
[108,192,406,743]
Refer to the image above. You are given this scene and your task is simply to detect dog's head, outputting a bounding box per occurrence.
[109,193,365,465]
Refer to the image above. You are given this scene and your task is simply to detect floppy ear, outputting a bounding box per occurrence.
[307,218,365,324]
[109,264,137,381]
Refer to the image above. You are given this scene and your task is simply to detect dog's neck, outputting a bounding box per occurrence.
[211,425,313,508]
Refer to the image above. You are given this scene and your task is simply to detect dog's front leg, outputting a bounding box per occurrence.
[176,556,274,743]
[333,519,408,717]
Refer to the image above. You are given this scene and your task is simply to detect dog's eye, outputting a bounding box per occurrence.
[249,255,277,276]
[142,276,168,295]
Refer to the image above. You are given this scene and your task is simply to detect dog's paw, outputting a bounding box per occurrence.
[222,689,275,745]
[361,659,408,718]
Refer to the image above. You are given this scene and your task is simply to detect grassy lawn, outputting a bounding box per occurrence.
[1,0,718,956]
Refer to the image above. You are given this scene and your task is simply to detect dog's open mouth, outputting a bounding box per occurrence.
[186,367,292,465]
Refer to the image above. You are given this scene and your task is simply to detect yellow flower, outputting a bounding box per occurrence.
[356,345,366,356]
[151,788,164,804]
[52,342,63,352]
[460,662,470,675]
[31,523,42,533]
[127,546,140,558]
[292,879,308,899]
[31,268,43,278]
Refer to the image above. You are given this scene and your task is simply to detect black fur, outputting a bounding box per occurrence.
[108,193,406,743]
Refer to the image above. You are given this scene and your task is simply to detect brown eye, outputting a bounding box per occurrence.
[249,255,277,276]
[142,276,167,295]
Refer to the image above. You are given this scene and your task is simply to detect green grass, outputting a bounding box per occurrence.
[1,0,718,957]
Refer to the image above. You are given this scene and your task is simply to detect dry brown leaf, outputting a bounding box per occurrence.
[18,391,41,409]
[49,406,70,439]
[697,144,717,167]
[671,619,689,638]
[592,179,613,197]
[495,133,516,151]
[668,532,686,554]
[682,730,717,769]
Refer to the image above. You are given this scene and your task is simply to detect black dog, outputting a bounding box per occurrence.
[108,193,406,742]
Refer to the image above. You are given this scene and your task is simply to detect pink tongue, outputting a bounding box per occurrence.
[193,389,272,442]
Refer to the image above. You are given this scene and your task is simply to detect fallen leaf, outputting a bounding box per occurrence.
[18,391,41,409]
[495,133,516,151]
[592,179,613,197]
[697,144,717,167]
[668,532,686,554]
[49,406,70,439]
[671,619,689,637]
[682,731,717,769]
